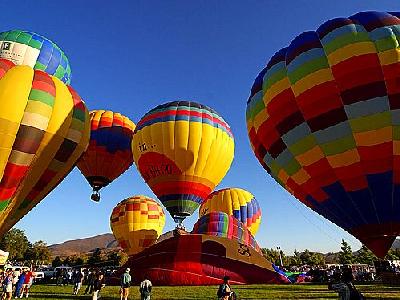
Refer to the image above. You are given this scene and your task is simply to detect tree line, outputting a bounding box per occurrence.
[262,240,400,266]
[0,229,128,267]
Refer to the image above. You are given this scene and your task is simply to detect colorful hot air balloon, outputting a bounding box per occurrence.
[0,30,71,84]
[0,58,90,236]
[199,188,262,236]
[110,195,166,256]
[77,110,135,201]
[132,101,234,224]
[192,211,261,252]
[246,11,400,257]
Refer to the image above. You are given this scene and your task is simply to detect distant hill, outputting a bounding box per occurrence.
[48,233,119,257]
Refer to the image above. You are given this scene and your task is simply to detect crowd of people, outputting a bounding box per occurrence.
[0,267,34,300]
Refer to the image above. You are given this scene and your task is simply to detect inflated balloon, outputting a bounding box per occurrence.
[192,211,260,252]
[110,195,166,256]
[77,110,135,201]
[246,11,400,257]
[199,188,262,235]
[120,234,290,285]
[0,30,71,84]
[0,59,90,236]
[132,101,234,223]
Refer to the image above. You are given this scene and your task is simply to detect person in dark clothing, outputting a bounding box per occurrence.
[92,273,105,300]
[84,270,95,295]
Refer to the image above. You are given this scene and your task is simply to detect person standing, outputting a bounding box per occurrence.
[84,270,95,295]
[20,268,33,298]
[139,279,152,300]
[72,269,84,295]
[217,276,234,300]
[120,268,131,300]
[92,273,104,300]
[2,269,13,300]
[14,270,25,299]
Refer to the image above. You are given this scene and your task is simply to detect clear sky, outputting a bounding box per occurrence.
[2,0,399,254]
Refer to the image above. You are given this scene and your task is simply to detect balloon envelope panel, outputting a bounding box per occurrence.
[246,11,400,257]
[77,110,135,191]
[132,101,234,221]
[199,188,262,235]
[110,195,166,256]
[0,59,90,235]
[0,30,71,84]
[192,211,260,252]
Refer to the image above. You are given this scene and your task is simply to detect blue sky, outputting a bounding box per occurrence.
[2,1,399,254]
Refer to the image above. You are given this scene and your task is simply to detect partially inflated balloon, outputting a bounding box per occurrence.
[77,110,135,201]
[192,211,260,252]
[200,188,261,236]
[110,195,166,256]
[0,30,71,84]
[246,11,400,257]
[0,59,90,236]
[132,101,234,223]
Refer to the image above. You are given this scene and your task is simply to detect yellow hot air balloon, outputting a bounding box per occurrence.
[110,195,166,256]
[199,188,262,236]
[0,58,90,236]
[132,101,235,224]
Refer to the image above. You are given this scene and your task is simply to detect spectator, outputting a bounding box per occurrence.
[120,268,131,300]
[92,273,105,300]
[72,269,84,295]
[139,279,152,300]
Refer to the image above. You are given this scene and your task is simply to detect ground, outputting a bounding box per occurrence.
[21,283,400,299]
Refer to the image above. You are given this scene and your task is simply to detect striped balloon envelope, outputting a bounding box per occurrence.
[132,101,234,224]
[0,30,71,84]
[246,11,400,257]
[77,110,135,201]
[199,188,262,236]
[110,195,166,256]
[192,211,261,253]
[0,58,90,236]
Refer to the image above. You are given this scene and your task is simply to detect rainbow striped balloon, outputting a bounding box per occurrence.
[199,188,262,236]
[192,211,261,252]
[0,59,90,236]
[246,11,400,257]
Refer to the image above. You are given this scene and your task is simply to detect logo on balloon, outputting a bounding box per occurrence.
[1,42,11,51]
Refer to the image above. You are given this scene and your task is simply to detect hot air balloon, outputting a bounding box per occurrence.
[192,211,261,252]
[199,188,262,235]
[132,101,234,224]
[118,234,289,285]
[246,11,400,257]
[77,110,135,201]
[110,195,166,256]
[0,30,71,84]
[0,58,90,236]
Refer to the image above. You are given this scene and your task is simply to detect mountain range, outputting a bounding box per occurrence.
[48,233,400,258]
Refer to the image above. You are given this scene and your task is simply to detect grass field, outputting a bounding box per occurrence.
[20,283,400,299]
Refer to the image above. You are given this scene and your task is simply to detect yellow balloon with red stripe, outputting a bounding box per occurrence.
[110,195,166,256]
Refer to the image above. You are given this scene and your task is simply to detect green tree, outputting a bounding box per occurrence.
[25,241,51,266]
[0,228,29,260]
[261,248,284,266]
[356,245,376,265]
[309,252,325,266]
[290,250,302,266]
[52,256,62,267]
[87,248,103,265]
[299,249,312,265]
[338,239,353,264]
